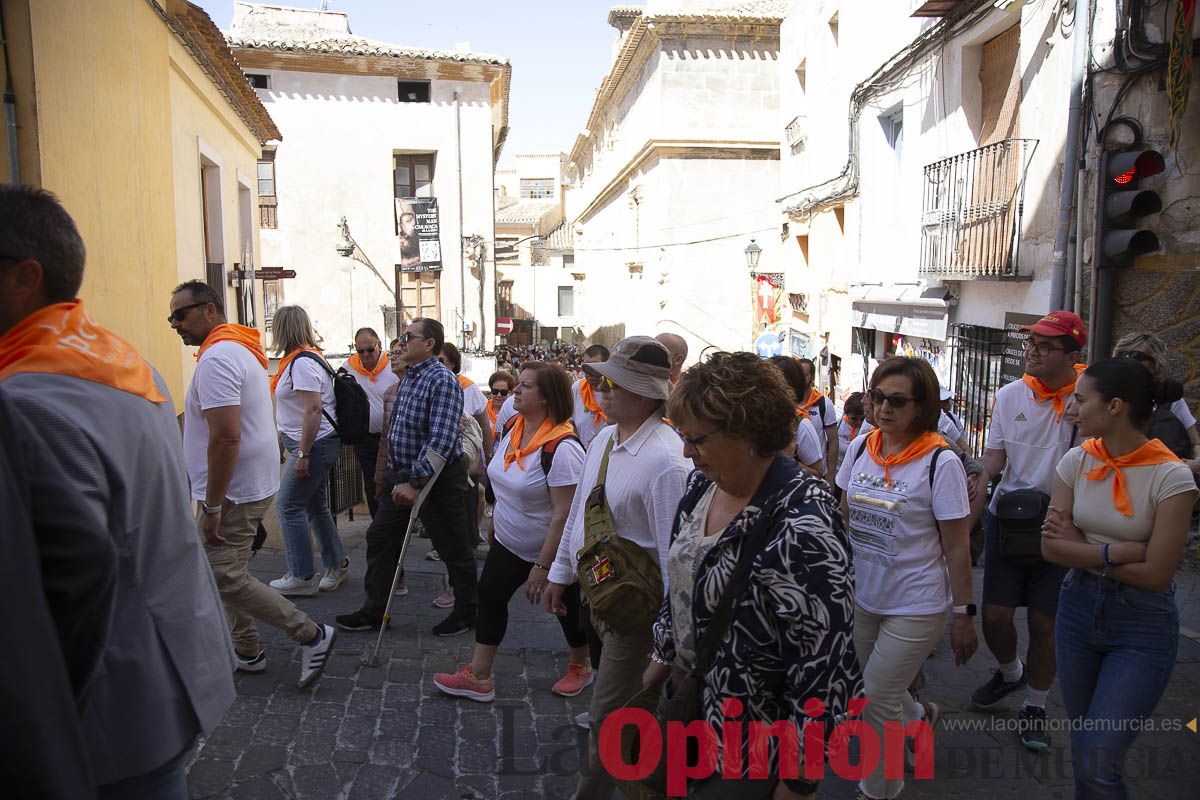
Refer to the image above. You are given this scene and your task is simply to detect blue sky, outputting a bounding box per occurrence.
[196,1,619,165]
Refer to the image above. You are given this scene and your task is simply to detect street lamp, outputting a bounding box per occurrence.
[744,238,762,274]
[332,216,400,338]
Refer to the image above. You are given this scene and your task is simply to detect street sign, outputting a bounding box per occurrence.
[754,331,783,358]
[496,316,514,335]
[254,268,296,280]
[1000,311,1042,386]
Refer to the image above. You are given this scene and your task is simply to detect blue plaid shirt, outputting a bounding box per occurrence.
[387,356,464,480]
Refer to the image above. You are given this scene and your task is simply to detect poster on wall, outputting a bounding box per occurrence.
[1000,312,1043,386]
[397,197,442,272]
[751,273,785,348]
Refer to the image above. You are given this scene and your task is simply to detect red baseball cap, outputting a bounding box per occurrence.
[1020,311,1087,348]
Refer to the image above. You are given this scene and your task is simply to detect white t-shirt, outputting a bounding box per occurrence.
[462,380,488,418]
[985,379,1076,514]
[571,379,611,450]
[795,415,823,466]
[1056,445,1197,560]
[549,416,691,590]
[347,363,400,434]
[836,435,970,615]
[496,394,518,431]
[274,355,337,440]
[939,410,966,444]
[184,342,280,504]
[1171,398,1196,430]
[802,396,838,464]
[487,427,586,563]
[836,418,863,469]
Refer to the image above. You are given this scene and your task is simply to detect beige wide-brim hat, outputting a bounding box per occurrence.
[582,336,674,400]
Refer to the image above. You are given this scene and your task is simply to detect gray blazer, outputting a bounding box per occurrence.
[4,371,236,785]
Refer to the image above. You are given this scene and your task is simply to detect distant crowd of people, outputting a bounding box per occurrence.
[5,183,1199,800]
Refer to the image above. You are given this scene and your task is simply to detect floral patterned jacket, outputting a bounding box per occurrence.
[652,456,862,775]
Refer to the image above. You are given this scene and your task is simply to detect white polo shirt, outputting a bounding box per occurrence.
[571,379,611,449]
[548,415,691,590]
[347,361,400,434]
[795,415,823,466]
[836,436,969,615]
[985,379,1078,513]
[461,380,488,417]
[802,395,838,464]
[488,428,586,563]
[184,341,280,504]
[1171,399,1196,430]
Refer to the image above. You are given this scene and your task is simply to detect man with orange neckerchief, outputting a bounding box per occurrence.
[0,185,233,798]
[570,343,612,450]
[345,327,400,517]
[970,310,1087,753]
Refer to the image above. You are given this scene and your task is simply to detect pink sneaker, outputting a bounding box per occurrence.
[432,588,455,609]
[551,663,594,697]
[432,665,495,702]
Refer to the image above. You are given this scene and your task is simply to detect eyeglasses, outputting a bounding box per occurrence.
[355,346,378,355]
[867,388,915,409]
[677,426,723,449]
[490,388,510,397]
[167,302,207,323]
[1118,351,1155,365]
[400,332,429,344]
[1023,340,1065,356]
[388,350,403,358]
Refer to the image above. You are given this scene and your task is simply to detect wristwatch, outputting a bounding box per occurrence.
[201,501,222,516]
[409,475,429,490]
[953,603,977,616]
[295,450,308,459]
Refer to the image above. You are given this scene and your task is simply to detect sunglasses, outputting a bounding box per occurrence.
[490,388,510,397]
[868,388,915,409]
[167,302,207,323]
[1118,351,1155,365]
[400,332,429,343]
[355,346,378,355]
[598,375,621,392]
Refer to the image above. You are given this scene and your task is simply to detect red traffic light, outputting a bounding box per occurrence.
[1107,150,1165,186]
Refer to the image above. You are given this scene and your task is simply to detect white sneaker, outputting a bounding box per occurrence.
[298,624,336,689]
[235,651,267,673]
[574,711,589,730]
[269,573,319,596]
[319,559,350,592]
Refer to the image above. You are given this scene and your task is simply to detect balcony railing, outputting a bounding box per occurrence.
[919,138,1037,279]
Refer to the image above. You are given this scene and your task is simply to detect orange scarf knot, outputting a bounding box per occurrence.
[578,378,607,425]
[503,416,574,472]
[197,323,268,369]
[347,352,388,382]
[1022,363,1086,421]
[1081,437,1181,516]
[487,400,499,437]
[798,387,823,413]
[842,415,860,439]
[270,347,323,394]
[0,300,166,403]
[864,429,947,489]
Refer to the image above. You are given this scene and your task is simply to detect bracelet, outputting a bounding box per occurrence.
[649,652,671,666]
[532,563,550,571]
[1102,543,1112,576]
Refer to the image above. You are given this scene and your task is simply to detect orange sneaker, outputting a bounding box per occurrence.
[551,663,594,697]
[432,665,495,703]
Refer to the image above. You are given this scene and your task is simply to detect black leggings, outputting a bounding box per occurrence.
[476,538,588,649]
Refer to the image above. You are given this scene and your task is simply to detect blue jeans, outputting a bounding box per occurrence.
[277,433,345,578]
[1056,569,1179,800]
[99,744,188,800]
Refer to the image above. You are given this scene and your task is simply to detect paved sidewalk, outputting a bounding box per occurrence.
[186,513,1199,799]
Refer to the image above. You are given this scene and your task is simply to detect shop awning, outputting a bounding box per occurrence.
[851,285,950,341]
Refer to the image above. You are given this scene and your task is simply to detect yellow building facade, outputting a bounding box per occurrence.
[1,0,278,402]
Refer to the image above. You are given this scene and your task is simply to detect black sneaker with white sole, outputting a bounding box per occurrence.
[433,613,476,637]
[1018,705,1051,751]
[298,624,336,688]
[335,610,384,632]
[971,667,1028,709]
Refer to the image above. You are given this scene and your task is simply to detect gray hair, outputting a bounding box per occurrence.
[172,279,224,315]
[1113,332,1170,377]
[0,185,87,303]
[271,305,322,355]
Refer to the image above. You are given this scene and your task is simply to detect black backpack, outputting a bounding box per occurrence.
[1148,404,1191,460]
[289,352,371,444]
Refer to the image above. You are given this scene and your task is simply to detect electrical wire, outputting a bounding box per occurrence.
[572,225,777,253]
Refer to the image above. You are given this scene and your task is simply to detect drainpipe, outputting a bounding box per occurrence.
[2,9,20,184]
[454,90,467,348]
[1048,0,1092,312]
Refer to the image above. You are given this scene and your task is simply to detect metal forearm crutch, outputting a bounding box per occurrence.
[363,451,447,667]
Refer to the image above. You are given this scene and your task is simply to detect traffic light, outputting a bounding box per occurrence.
[1096,148,1164,268]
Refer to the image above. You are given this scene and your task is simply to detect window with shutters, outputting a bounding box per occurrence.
[978,25,1020,145]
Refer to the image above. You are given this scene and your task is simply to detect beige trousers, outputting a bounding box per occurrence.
[199,496,318,657]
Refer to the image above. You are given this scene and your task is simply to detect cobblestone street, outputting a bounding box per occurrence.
[186,513,1200,800]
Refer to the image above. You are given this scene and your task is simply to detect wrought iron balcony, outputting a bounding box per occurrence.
[919,138,1038,279]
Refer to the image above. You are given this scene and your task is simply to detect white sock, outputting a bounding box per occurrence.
[999,658,1023,683]
[901,691,924,725]
[1023,688,1049,709]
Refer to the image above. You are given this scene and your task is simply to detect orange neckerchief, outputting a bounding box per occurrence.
[0,301,166,403]
[1022,363,1086,421]
[1081,437,1181,516]
[270,347,323,394]
[504,416,575,471]
[347,352,388,382]
[843,415,860,439]
[798,387,823,413]
[864,429,947,489]
[487,401,499,436]
[196,324,268,369]
[578,378,607,425]
[457,374,474,389]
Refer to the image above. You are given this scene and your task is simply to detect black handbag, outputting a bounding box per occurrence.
[994,488,1051,567]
